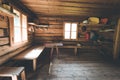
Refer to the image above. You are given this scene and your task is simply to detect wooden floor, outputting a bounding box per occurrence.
[27,48,120,80]
[1,48,120,80]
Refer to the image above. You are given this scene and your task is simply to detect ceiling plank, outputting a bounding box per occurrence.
[23,1,120,9]
[8,0,38,21]
[20,0,120,20]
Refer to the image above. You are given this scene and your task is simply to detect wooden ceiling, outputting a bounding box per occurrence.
[16,0,120,23]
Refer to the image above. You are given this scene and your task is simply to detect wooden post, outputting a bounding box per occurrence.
[113,18,120,60]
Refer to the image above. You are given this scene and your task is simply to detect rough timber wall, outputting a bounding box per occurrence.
[34,16,88,44]
[0,12,34,65]
[34,24,63,44]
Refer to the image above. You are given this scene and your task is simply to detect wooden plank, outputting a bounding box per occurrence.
[34,36,63,42]
[35,36,63,40]
[0,44,31,65]
[48,21,63,25]
[21,0,120,4]
[0,38,9,45]
[113,18,120,60]
[21,0,120,19]
[13,46,44,60]
[0,21,8,28]
[35,33,63,37]
[0,6,17,17]
[0,29,4,36]
[35,29,63,34]
[0,42,31,57]
[22,0,119,9]
[9,17,14,46]
[0,67,26,80]
[13,46,44,71]
[49,25,63,29]
[0,13,8,28]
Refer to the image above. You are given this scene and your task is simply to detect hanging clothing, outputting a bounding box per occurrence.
[90,30,99,41]
[85,32,90,41]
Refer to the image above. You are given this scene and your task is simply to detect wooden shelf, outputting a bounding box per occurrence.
[0,6,17,17]
[99,29,115,32]
[79,23,110,27]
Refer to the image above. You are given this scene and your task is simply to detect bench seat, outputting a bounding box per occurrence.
[0,67,26,80]
[13,46,45,71]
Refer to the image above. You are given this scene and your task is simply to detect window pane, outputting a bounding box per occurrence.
[64,23,77,40]
[13,9,21,43]
[22,14,28,41]
[22,14,27,28]
[14,28,21,43]
[71,23,77,31]
[65,23,71,31]
[22,29,27,41]
[13,9,20,27]
[64,32,70,39]
[71,32,77,39]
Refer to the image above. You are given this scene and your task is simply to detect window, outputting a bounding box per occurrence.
[21,14,27,41]
[64,23,77,40]
[13,9,28,44]
[13,9,21,43]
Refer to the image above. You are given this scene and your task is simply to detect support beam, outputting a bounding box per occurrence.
[113,18,120,60]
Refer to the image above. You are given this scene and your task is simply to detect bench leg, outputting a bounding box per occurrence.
[11,75,18,80]
[33,59,37,71]
[21,70,26,80]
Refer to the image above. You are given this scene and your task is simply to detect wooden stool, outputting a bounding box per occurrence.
[0,67,26,80]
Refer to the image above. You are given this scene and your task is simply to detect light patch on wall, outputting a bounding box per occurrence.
[0,29,4,37]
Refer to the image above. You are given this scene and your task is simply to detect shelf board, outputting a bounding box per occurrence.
[99,29,115,32]
[0,6,17,17]
[79,23,110,27]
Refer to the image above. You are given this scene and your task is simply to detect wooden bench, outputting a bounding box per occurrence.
[45,42,97,57]
[0,67,26,80]
[13,46,45,71]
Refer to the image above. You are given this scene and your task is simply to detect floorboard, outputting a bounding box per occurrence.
[1,48,120,80]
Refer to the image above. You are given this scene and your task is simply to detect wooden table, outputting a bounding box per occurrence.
[58,45,98,55]
[45,42,63,58]
[57,45,82,56]
[13,46,45,71]
[0,67,26,80]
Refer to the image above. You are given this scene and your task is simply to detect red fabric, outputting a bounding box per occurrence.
[101,18,108,24]
[85,32,90,41]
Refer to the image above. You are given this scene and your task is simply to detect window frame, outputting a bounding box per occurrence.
[10,8,28,46]
[63,22,78,40]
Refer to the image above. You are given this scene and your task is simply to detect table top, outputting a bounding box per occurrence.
[44,42,97,49]
[45,42,63,47]
[13,46,45,60]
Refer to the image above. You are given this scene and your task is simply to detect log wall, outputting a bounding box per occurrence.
[0,12,34,65]
[34,16,117,60]
[34,24,63,44]
[34,16,110,44]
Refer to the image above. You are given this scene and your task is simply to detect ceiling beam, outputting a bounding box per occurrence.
[22,1,120,9]
[7,0,38,21]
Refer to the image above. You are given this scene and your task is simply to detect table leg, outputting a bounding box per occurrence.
[11,75,18,80]
[50,47,54,59]
[48,62,52,75]
[21,70,26,80]
[33,59,36,71]
[56,46,59,57]
[74,47,77,56]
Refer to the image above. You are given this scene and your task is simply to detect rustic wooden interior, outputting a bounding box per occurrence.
[0,0,120,80]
